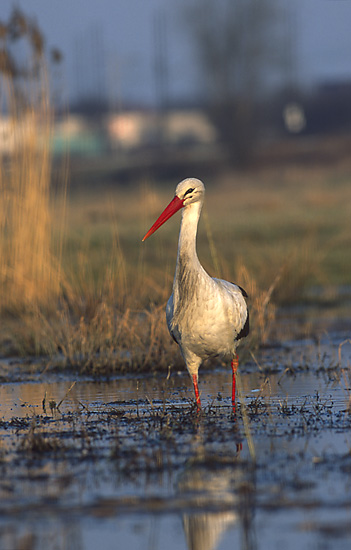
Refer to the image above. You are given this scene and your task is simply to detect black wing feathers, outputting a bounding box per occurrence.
[236,284,248,298]
[235,309,249,341]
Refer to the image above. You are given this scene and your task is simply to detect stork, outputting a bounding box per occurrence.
[142,178,249,411]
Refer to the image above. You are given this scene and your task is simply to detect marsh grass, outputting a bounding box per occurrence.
[1,158,349,368]
[44,301,177,373]
[1,12,351,367]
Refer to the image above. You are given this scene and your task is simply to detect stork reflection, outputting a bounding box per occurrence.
[177,444,256,550]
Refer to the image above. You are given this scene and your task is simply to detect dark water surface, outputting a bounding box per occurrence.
[0,329,351,550]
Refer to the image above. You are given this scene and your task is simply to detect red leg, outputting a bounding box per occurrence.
[192,373,201,409]
[231,354,239,412]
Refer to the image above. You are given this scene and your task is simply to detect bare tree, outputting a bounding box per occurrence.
[184,0,287,165]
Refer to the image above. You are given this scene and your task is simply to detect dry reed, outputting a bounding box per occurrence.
[0,10,63,313]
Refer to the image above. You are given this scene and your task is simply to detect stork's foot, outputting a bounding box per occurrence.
[192,373,201,411]
[231,354,239,414]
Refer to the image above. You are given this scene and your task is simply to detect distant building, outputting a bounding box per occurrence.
[52,115,107,156]
[105,109,218,150]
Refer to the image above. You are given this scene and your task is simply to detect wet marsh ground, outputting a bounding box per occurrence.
[1,134,351,549]
[1,307,351,550]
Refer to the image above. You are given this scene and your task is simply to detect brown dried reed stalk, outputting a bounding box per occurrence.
[0,12,64,313]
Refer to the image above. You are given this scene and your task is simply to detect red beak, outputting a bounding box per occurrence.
[142,195,184,241]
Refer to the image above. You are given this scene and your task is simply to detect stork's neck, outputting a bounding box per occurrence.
[175,200,203,282]
[179,201,202,261]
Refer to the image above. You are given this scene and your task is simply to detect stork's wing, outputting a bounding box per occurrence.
[214,278,250,340]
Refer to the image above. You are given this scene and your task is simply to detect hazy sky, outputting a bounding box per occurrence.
[2,0,351,106]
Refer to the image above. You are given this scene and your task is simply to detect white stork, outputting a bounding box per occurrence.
[142,178,249,410]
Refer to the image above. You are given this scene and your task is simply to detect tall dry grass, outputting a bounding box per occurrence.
[0,11,63,314]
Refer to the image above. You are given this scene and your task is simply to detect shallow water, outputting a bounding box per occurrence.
[0,366,347,418]
[1,330,351,550]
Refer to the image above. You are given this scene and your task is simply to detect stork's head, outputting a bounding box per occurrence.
[142,178,205,241]
[175,178,205,207]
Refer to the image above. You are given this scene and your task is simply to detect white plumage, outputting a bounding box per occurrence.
[143,178,249,409]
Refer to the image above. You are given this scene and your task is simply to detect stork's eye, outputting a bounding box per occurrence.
[184,187,195,197]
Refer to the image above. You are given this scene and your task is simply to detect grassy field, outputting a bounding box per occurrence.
[63,145,351,313]
[1,101,351,369]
